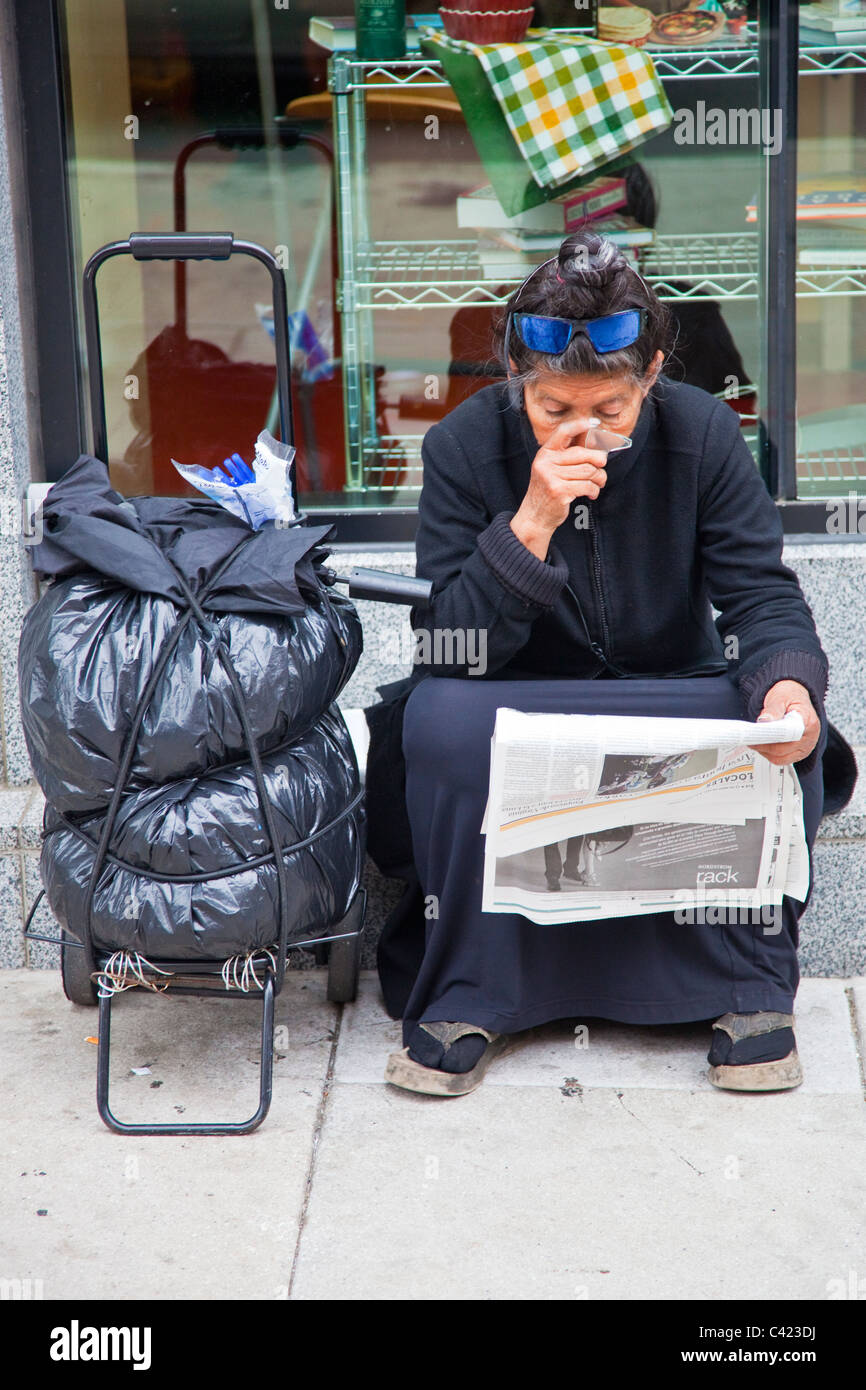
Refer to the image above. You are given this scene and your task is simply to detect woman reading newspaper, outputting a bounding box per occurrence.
[369,229,834,1096]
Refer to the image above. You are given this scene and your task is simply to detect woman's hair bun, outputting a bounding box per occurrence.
[556,230,628,291]
[495,216,675,395]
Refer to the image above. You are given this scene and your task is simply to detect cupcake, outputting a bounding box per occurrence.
[438,5,534,41]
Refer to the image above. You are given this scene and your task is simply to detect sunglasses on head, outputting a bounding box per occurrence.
[504,306,648,360]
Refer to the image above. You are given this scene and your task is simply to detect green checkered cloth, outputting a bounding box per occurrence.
[418,27,673,190]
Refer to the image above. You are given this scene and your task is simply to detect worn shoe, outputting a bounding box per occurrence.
[562,866,587,885]
[707,1011,803,1091]
[384,1021,511,1096]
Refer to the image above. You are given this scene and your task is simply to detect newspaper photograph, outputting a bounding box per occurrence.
[482,708,809,924]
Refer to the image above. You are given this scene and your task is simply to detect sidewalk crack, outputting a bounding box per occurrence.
[844,986,866,1102]
[287,1003,343,1297]
[615,1089,705,1177]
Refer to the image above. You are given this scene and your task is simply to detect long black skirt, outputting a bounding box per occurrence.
[399,675,826,1046]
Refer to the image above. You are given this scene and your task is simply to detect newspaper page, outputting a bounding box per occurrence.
[482,709,808,924]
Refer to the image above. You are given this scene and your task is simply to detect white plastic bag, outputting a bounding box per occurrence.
[171,430,297,530]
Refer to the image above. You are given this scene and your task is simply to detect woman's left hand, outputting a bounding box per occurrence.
[750,680,821,766]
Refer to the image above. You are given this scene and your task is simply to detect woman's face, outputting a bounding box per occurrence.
[516,350,664,449]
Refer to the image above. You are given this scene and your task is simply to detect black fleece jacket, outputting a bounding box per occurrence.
[410,375,829,771]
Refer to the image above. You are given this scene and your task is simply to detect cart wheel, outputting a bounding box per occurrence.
[326,932,361,1004]
[60,930,98,1006]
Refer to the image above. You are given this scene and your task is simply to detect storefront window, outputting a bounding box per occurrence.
[51,3,866,522]
[795,41,866,500]
[58,0,350,504]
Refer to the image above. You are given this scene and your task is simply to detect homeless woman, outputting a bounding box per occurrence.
[377,230,828,1097]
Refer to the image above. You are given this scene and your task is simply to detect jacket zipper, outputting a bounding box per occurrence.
[569,506,734,681]
[587,508,612,661]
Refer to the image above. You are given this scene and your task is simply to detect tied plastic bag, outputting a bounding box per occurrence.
[171,429,296,530]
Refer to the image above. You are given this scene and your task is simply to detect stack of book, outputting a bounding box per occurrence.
[800,2,866,46]
[456,178,655,278]
[746,174,866,266]
[308,13,443,50]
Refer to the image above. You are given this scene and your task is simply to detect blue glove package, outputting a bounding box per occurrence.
[172,430,297,530]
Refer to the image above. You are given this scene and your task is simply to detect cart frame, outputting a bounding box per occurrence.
[25,230,365,1136]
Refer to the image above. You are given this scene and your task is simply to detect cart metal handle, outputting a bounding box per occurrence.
[332,568,434,607]
[129,232,234,260]
[82,234,294,462]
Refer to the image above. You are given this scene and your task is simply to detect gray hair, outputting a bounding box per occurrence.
[493,230,676,411]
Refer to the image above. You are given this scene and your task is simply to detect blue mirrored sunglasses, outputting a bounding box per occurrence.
[506,307,647,358]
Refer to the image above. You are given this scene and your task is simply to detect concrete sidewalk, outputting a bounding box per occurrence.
[3,969,865,1302]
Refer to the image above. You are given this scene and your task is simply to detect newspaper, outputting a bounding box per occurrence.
[482,709,809,924]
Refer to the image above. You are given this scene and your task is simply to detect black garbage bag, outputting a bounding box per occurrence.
[40,708,363,960]
[19,455,365,961]
[20,458,361,814]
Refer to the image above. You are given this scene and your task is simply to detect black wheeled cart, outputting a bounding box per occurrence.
[20,231,429,1136]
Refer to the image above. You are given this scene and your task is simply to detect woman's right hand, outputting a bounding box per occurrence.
[510,417,610,559]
